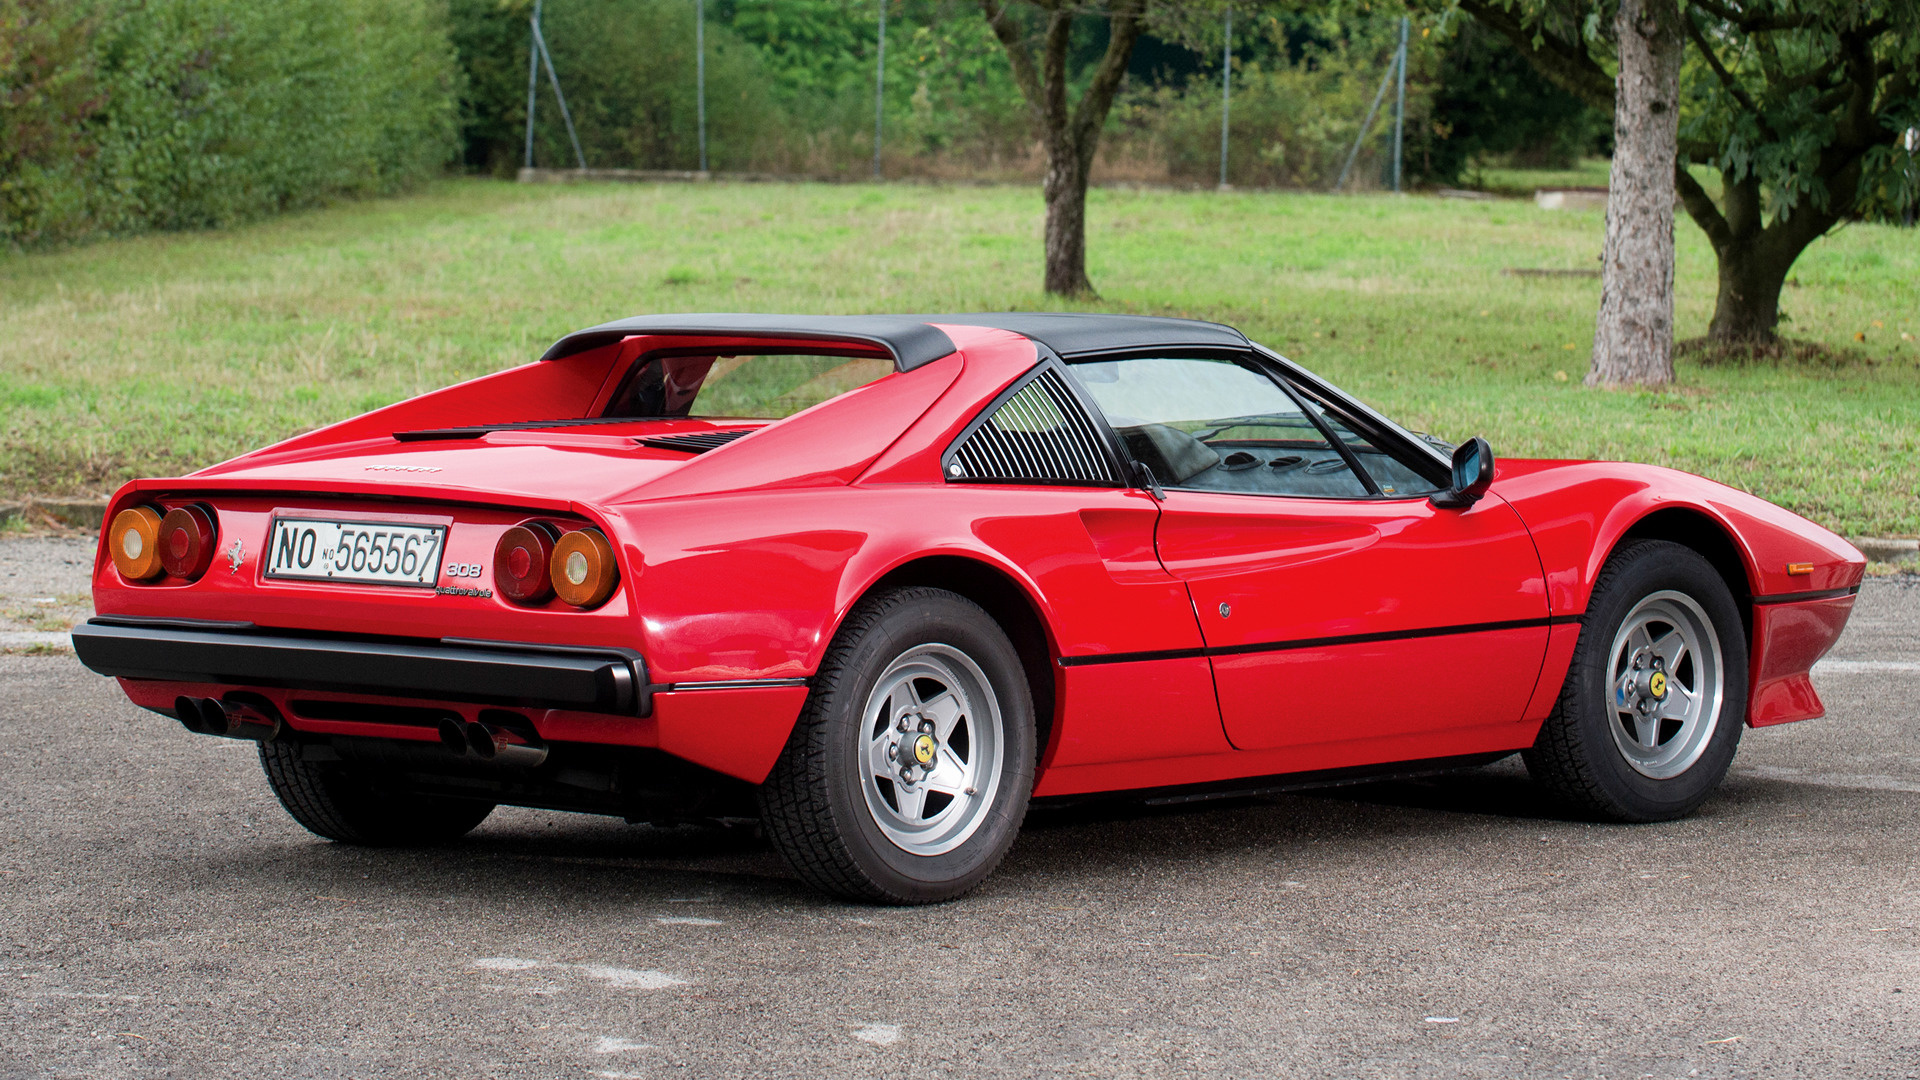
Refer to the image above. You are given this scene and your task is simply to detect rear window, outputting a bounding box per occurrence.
[605,352,894,420]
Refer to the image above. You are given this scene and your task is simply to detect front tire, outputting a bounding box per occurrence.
[758,587,1036,904]
[1525,540,1748,822]
[259,742,495,846]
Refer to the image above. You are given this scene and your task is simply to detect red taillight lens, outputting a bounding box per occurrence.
[494,522,558,603]
[108,506,165,581]
[549,528,618,608]
[158,505,217,580]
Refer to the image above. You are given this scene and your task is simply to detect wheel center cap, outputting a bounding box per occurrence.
[910,732,937,767]
[1648,671,1668,699]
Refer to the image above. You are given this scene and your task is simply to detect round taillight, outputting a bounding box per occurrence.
[549,528,618,608]
[494,522,558,603]
[108,506,166,581]
[158,505,217,580]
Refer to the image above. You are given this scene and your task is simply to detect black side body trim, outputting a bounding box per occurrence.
[73,621,649,716]
[1752,586,1860,605]
[1034,752,1515,807]
[1056,615,1576,668]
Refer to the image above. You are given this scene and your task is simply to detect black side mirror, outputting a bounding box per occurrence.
[1430,436,1494,509]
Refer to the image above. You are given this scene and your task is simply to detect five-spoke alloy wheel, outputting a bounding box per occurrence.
[860,644,1006,857]
[1526,540,1748,821]
[1604,591,1725,780]
[759,587,1035,904]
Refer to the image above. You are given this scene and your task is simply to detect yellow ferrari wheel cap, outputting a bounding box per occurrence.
[1649,672,1668,698]
[912,733,937,765]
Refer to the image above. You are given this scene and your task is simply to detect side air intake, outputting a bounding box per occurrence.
[945,368,1120,486]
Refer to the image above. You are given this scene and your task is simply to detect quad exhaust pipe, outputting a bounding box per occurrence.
[173,694,544,767]
[438,711,548,769]
[175,694,282,742]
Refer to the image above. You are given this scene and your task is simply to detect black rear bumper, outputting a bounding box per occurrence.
[72,618,649,716]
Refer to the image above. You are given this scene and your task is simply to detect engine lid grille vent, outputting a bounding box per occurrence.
[634,429,756,454]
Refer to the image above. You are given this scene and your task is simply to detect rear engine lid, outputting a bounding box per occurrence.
[189,420,768,508]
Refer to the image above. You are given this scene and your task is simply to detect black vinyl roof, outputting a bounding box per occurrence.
[539,312,1249,370]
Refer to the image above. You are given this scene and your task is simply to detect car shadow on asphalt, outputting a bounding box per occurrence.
[178,757,1597,909]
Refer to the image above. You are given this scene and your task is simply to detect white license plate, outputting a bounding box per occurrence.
[265,517,446,588]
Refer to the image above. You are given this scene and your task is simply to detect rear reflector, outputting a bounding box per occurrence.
[550,528,618,608]
[495,522,558,603]
[108,506,165,581]
[158,505,218,580]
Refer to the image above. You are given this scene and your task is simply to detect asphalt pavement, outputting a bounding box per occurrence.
[3,537,1917,1079]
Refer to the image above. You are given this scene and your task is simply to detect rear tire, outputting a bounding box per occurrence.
[259,742,495,846]
[758,587,1036,904]
[1525,540,1748,822]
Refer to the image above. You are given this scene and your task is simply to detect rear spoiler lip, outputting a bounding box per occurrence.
[538,315,958,370]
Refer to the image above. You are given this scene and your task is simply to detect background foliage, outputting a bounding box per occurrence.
[3,0,1612,247]
[463,0,1602,186]
[0,0,460,248]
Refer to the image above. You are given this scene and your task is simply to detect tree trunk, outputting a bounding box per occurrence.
[1706,239,1792,343]
[1043,133,1092,296]
[1679,167,1842,348]
[1588,0,1684,388]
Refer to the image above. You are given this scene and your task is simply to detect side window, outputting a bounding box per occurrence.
[944,367,1122,487]
[1064,356,1370,498]
[1291,388,1444,498]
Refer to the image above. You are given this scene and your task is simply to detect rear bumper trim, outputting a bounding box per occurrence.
[73,619,649,716]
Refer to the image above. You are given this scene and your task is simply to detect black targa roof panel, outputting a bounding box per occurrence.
[915,313,1249,357]
[539,313,1250,371]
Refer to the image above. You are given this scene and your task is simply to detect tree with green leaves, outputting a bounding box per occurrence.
[1459,0,1920,351]
[979,0,1149,297]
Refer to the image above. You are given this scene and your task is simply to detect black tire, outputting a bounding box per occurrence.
[258,742,495,846]
[1525,539,1748,822]
[758,587,1037,904]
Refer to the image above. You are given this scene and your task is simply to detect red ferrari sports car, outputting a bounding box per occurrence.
[75,313,1863,902]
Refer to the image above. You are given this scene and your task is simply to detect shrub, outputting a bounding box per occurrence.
[1,0,460,248]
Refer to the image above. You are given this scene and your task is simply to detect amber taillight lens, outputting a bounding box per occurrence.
[494,522,558,603]
[158,505,218,580]
[549,528,618,608]
[108,506,166,581]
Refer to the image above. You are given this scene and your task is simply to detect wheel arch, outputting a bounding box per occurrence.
[847,554,1061,766]
[1613,506,1757,637]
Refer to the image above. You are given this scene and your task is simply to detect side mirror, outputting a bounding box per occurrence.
[1429,436,1494,509]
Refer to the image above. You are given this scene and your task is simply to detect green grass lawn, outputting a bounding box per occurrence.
[1,178,1915,536]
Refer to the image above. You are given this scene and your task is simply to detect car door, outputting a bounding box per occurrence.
[1063,353,1548,761]
[938,361,1231,772]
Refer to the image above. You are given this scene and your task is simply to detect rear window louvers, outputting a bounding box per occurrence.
[945,368,1120,486]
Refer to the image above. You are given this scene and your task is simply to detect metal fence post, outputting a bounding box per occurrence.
[873,0,887,180]
[1391,16,1408,194]
[530,16,586,169]
[524,0,541,169]
[1218,7,1232,190]
[1334,44,1397,191]
[696,0,708,173]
